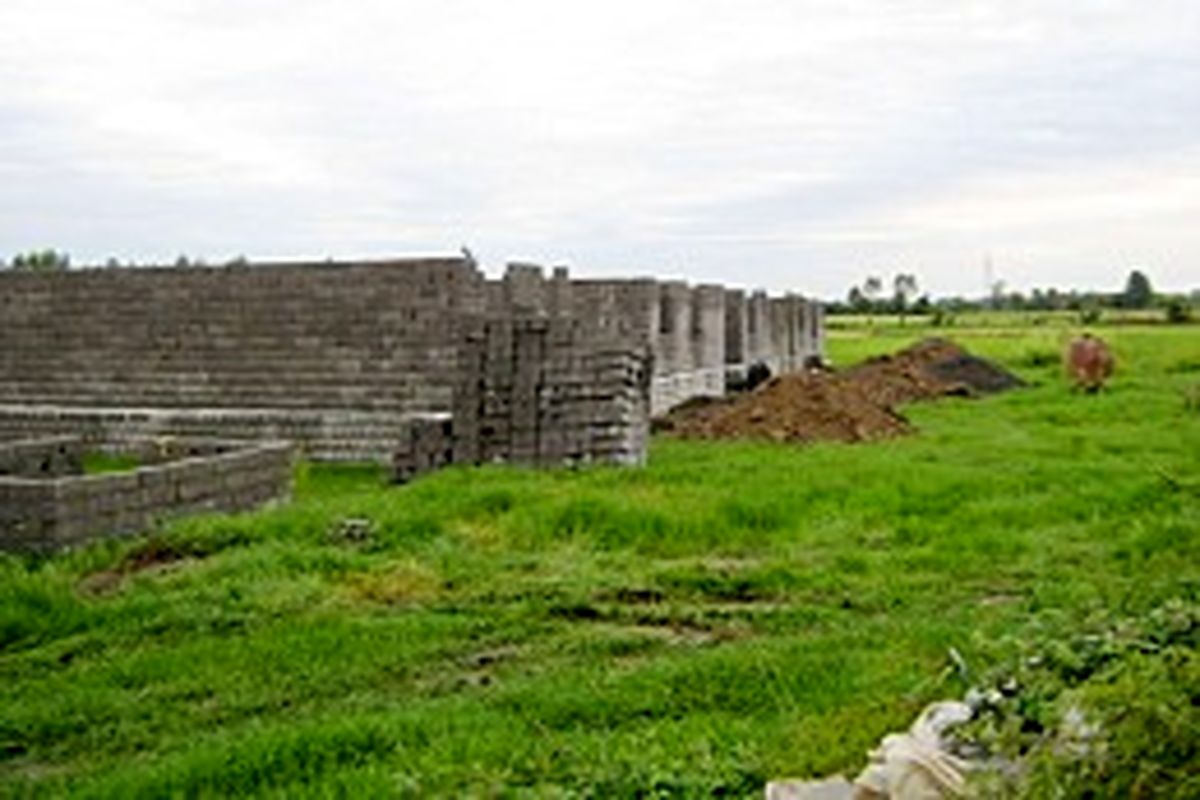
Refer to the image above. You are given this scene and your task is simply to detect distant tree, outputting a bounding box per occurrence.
[1121,270,1154,309]
[847,286,868,313]
[863,275,883,305]
[1165,297,1193,324]
[862,275,883,325]
[892,273,919,324]
[989,279,1007,310]
[10,249,70,272]
[823,299,849,315]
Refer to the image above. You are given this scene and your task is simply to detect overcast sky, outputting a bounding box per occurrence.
[2,1,1198,298]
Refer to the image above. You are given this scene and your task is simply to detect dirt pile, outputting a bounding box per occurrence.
[658,338,1024,444]
[843,338,1025,406]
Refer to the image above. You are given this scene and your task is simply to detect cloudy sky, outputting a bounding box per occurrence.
[1,1,1198,298]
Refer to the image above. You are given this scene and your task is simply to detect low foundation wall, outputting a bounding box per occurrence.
[0,436,293,553]
[0,434,84,477]
[0,405,404,462]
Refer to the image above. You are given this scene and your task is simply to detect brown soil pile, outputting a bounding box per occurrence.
[658,338,1024,445]
[843,338,1024,407]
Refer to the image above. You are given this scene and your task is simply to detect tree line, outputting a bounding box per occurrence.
[2,249,71,271]
[1,250,249,271]
[828,269,1195,322]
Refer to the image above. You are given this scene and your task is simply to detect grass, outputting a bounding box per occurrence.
[79,452,141,475]
[1,319,1198,797]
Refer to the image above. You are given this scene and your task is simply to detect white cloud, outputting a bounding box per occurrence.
[0,1,1198,295]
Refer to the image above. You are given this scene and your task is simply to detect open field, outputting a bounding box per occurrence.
[2,320,1198,797]
[825,307,1191,332]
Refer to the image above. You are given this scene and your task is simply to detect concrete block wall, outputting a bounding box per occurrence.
[724,289,748,366]
[0,434,83,477]
[655,282,694,374]
[727,290,823,378]
[0,478,54,552]
[488,263,824,414]
[0,436,292,552]
[0,404,412,463]
[391,415,454,483]
[745,291,773,367]
[0,258,484,458]
[0,256,822,461]
[689,285,727,397]
[810,301,826,358]
[1,257,486,411]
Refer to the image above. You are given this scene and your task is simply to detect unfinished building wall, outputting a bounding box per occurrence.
[0,258,485,459]
[724,289,748,366]
[485,263,823,413]
[650,282,696,412]
[689,285,727,398]
[0,258,486,411]
[766,298,788,374]
[809,301,826,358]
[0,257,824,461]
[745,291,773,367]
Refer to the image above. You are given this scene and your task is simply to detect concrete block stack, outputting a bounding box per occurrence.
[390,414,454,483]
[463,315,650,467]
[394,315,650,482]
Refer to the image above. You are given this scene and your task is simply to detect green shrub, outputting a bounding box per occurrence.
[1165,299,1193,324]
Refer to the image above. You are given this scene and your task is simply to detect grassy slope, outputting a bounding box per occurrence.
[1,323,1197,797]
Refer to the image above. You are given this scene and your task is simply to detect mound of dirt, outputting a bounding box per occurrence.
[659,338,1023,445]
[927,354,1026,395]
[660,372,912,444]
[843,338,1025,406]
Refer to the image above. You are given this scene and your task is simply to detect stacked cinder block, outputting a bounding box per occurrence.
[0,436,293,552]
[391,415,454,483]
[394,316,650,482]
[461,315,650,467]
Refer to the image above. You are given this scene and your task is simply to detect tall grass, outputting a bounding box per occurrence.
[1,322,1196,796]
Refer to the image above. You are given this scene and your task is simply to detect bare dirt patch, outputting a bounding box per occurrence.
[77,539,201,597]
[658,338,1024,444]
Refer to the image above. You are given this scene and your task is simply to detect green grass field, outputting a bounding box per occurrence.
[2,321,1198,797]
